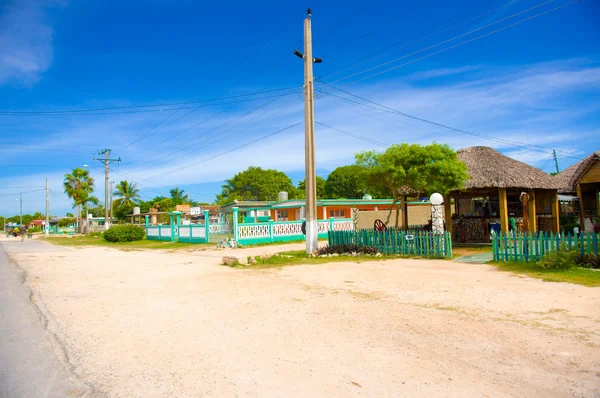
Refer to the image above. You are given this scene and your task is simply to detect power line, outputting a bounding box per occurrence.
[0,189,45,197]
[0,88,297,115]
[335,0,578,84]
[150,121,303,180]
[315,121,389,147]
[318,83,586,161]
[121,89,300,168]
[319,0,515,81]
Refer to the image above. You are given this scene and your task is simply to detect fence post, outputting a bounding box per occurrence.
[233,207,239,242]
[329,217,335,232]
[269,220,274,241]
[204,210,210,242]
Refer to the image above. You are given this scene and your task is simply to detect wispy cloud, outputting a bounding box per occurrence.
[1,57,598,214]
[0,0,58,86]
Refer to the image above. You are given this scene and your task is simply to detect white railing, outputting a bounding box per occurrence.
[147,228,160,237]
[273,222,303,236]
[333,220,354,231]
[209,223,232,234]
[238,224,270,239]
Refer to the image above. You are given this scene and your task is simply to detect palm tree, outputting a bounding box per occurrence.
[63,168,94,232]
[170,187,186,200]
[113,180,140,207]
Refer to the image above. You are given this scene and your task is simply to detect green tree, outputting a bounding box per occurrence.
[113,180,141,207]
[356,143,468,227]
[324,165,369,199]
[216,166,297,204]
[297,176,327,199]
[32,211,45,220]
[170,187,186,202]
[63,167,95,230]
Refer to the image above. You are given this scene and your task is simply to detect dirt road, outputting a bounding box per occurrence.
[4,239,600,397]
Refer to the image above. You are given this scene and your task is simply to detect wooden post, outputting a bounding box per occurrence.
[444,195,452,237]
[528,189,537,233]
[577,184,585,233]
[551,191,560,234]
[499,188,509,234]
[402,195,409,230]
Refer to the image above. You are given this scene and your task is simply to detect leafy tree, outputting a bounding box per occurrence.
[113,180,141,207]
[114,203,134,222]
[58,217,77,227]
[356,143,468,227]
[170,187,187,204]
[66,212,74,217]
[297,176,327,199]
[63,168,94,230]
[324,165,369,199]
[32,212,45,220]
[216,166,297,204]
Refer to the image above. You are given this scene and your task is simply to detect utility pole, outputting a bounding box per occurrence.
[94,149,121,231]
[110,181,114,225]
[19,193,22,226]
[552,149,560,174]
[45,179,50,236]
[294,8,322,254]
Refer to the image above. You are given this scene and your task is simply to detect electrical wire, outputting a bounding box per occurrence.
[315,121,389,147]
[335,0,578,84]
[319,0,517,80]
[318,83,586,161]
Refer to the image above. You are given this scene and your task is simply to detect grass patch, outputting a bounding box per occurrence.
[226,249,417,269]
[452,245,492,258]
[42,235,213,250]
[489,260,600,287]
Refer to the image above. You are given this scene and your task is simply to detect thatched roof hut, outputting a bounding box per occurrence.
[456,146,561,190]
[556,151,600,193]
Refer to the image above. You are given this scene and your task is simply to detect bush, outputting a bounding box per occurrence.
[316,244,379,256]
[103,225,145,242]
[27,227,42,233]
[539,244,577,270]
[576,253,600,269]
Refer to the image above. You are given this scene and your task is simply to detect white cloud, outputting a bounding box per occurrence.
[1,58,598,212]
[0,0,58,86]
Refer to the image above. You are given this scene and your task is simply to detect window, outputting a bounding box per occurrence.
[277,210,289,221]
[329,209,346,218]
[257,210,270,217]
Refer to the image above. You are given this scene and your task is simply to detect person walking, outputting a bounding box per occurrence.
[19,225,27,242]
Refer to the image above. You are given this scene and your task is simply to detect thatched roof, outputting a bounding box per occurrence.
[556,151,600,192]
[456,146,560,190]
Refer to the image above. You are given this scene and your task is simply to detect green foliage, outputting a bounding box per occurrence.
[316,244,379,256]
[113,180,141,207]
[66,212,74,217]
[325,165,369,199]
[114,203,134,221]
[576,253,600,269]
[216,166,298,204]
[169,187,186,204]
[27,227,42,233]
[103,225,145,242]
[539,244,577,270]
[297,176,327,199]
[560,214,579,234]
[63,168,95,208]
[58,217,77,227]
[355,143,469,198]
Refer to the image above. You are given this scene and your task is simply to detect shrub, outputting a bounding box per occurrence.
[576,253,600,269]
[27,227,42,233]
[539,244,577,270]
[316,244,379,256]
[103,225,145,242]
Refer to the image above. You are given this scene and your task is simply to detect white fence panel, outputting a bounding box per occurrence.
[273,222,303,237]
[238,224,270,239]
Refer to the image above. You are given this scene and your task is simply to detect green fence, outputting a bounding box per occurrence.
[492,232,599,263]
[328,229,452,259]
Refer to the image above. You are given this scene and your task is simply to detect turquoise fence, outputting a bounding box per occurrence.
[328,229,452,259]
[492,232,599,262]
[177,224,209,243]
[146,225,173,242]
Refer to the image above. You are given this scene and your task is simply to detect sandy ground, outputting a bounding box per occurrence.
[3,237,600,397]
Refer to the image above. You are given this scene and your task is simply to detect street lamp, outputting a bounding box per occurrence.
[430,193,444,234]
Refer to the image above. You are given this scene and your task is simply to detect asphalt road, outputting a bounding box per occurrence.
[0,239,92,398]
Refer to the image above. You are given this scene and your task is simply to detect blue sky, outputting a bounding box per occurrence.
[0,0,599,217]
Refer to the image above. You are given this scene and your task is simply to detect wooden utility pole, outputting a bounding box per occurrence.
[294,8,322,254]
[94,149,120,231]
[110,181,114,225]
[45,179,50,236]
